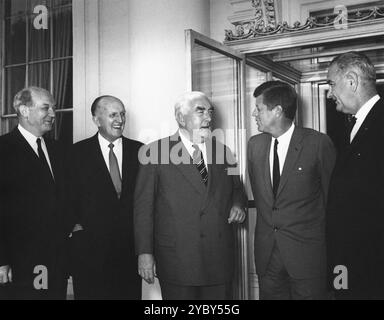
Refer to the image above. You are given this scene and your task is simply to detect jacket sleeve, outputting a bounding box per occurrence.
[318,134,336,206]
[0,141,9,266]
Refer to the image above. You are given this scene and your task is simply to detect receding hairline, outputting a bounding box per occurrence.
[92,95,125,116]
[174,91,211,115]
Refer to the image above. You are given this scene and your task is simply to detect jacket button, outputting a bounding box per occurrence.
[272,207,278,211]
[273,227,279,232]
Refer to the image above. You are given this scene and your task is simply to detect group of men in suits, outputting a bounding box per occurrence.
[0,50,382,300]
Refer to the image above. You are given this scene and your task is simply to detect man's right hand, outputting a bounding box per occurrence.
[138,254,156,284]
[0,265,12,284]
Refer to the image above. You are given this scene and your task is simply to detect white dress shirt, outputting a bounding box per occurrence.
[269,123,295,185]
[98,134,123,177]
[179,129,208,171]
[350,94,380,142]
[18,124,54,177]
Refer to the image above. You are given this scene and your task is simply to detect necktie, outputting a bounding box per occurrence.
[346,115,357,143]
[192,144,208,186]
[36,138,53,180]
[272,139,280,198]
[109,143,122,198]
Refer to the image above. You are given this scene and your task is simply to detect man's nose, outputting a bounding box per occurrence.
[48,108,55,117]
[252,108,258,117]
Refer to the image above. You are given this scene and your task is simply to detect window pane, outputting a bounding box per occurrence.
[5,16,26,65]
[4,0,26,17]
[4,66,26,115]
[52,0,71,7]
[29,14,51,61]
[28,62,50,89]
[53,7,72,57]
[28,0,51,13]
[53,59,73,108]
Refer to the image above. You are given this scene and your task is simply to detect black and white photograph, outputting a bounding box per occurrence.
[0,0,383,303]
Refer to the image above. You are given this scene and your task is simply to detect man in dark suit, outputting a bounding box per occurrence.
[0,87,69,300]
[326,51,384,299]
[70,95,143,300]
[248,81,336,300]
[134,91,247,300]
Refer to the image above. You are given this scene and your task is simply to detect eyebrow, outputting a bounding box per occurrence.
[196,106,214,111]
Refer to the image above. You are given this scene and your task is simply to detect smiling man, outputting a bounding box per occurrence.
[248,81,336,300]
[134,91,247,300]
[0,87,69,299]
[69,95,143,299]
[326,52,384,299]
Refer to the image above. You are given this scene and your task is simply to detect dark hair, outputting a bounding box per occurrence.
[253,81,297,120]
[330,51,376,83]
[91,95,124,116]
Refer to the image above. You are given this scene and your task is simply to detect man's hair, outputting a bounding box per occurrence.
[174,91,211,116]
[13,87,53,116]
[91,95,124,116]
[330,51,376,84]
[253,81,297,120]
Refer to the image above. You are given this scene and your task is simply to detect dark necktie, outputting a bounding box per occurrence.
[272,139,280,198]
[36,138,54,180]
[346,115,357,142]
[109,143,122,198]
[192,144,208,186]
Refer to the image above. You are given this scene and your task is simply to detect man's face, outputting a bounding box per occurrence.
[27,92,56,136]
[182,96,213,143]
[327,64,353,114]
[252,94,276,134]
[94,99,126,142]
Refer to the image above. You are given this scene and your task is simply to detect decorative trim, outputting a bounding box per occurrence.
[225,4,384,41]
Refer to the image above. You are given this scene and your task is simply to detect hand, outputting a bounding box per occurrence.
[138,254,156,284]
[228,205,246,224]
[0,265,12,284]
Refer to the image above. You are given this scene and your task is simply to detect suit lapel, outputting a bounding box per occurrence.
[172,133,207,196]
[262,137,274,200]
[276,127,303,198]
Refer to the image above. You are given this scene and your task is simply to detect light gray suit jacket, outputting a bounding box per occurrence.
[248,127,336,279]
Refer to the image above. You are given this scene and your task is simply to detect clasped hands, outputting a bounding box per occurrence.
[0,265,12,285]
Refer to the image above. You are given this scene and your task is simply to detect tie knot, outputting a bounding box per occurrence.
[192,144,202,162]
[109,143,115,150]
[36,138,42,146]
[348,115,357,125]
[274,139,279,148]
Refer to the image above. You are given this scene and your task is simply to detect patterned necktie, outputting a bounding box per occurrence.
[272,139,280,198]
[192,144,208,186]
[109,143,122,198]
[36,138,54,180]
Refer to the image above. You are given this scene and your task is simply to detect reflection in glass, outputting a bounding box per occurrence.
[4,66,26,115]
[5,17,26,65]
[29,15,50,61]
[53,60,73,108]
[28,62,50,89]
[192,43,239,151]
[53,7,73,58]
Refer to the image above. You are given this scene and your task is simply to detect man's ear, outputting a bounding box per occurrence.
[19,105,29,118]
[274,105,283,117]
[175,111,185,127]
[345,71,358,92]
[92,115,100,127]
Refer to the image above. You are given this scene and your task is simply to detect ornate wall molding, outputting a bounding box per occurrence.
[225,2,384,42]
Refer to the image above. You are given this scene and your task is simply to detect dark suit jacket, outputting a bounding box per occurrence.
[70,134,143,298]
[327,98,384,298]
[0,128,69,297]
[134,133,246,286]
[248,127,336,279]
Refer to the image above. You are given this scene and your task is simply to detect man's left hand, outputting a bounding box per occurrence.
[228,205,246,224]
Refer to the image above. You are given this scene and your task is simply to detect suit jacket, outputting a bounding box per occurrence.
[0,128,69,290]
[134,132,247,286]
[327,98,384,297]
[248,127,336,279]
[70,134,143,293]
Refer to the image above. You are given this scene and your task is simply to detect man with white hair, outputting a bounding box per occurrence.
[134,91,247,300]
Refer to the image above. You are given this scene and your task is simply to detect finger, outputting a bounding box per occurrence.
[228,210,236,224]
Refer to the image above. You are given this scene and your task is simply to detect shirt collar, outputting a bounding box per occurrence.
[273,122,295,144]
[98,133,122,149]
[18,124,41,145]
[179,129,205,151]
[355,94,380,122]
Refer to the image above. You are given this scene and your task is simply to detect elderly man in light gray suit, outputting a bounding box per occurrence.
[248,81,336,300]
